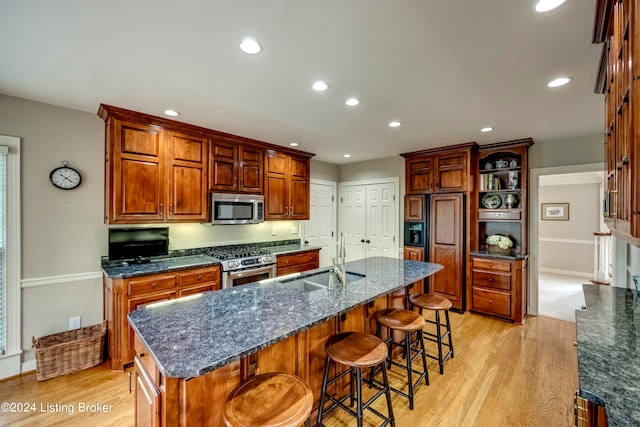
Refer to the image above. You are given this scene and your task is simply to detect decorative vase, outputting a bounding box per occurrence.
[504,193,518,209]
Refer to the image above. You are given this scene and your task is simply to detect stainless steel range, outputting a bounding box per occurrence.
[207,247,276,289]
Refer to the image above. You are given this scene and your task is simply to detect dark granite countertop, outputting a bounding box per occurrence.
[576,284,640,426]
[102,239,321,279]
[102,255,220,279]
[469,250,529,261]
[128,257,443,378]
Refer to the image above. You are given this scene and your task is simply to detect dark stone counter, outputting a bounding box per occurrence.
[128,257,443,378]
[576,284,640,426]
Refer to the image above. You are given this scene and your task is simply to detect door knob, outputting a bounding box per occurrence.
[365,240,371,244]
[360,239,365,243]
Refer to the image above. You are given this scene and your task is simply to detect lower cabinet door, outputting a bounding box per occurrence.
[472,287,511,318]
[134,356,160,427]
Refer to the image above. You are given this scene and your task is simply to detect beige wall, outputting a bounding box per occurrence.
[0,95,312,368]
[538,182,600,276]
[529,133,603,169]
[310,160,339,182]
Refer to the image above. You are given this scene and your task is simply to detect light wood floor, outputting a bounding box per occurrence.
[0,312,578,427]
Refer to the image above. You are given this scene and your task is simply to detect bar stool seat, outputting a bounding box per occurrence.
[224,372,313,427]
[409,294,454,375]
[374,309,429,410]
[317,332,395,427]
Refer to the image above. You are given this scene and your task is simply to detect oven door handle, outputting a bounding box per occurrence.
[225,264,277,279]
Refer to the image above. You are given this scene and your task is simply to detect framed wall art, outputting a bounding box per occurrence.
[541,203,569,221]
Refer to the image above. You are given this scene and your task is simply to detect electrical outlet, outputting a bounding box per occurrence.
[69,316,81,330]
[291,226,298,235]
[271,226,277,236]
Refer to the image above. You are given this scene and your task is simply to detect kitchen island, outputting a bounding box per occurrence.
[576,284,640,426]
[128,256,442,426]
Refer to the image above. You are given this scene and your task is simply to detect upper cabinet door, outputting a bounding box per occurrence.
[406,157,434,194]
[238,146,263,193]
[110,120,165,223]
[209,139,239,192]
[167,131,208,221]
[288,155,310,219]
[264,150,310,220]
[435,151,468,192]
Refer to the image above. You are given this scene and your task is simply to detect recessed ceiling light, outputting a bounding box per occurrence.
[289,142,299,147]
[345,98,360,106]
[388,121,402,128]
[547,76,572,87]
[164,109,180,117]
[312,81,329,92]
[534,0,567,13]
[240,38,262,54]
[343,154,351,158]
[481,127,494,132]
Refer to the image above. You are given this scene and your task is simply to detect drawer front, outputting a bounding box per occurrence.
[127,274,177,296]
[472,270,511,291]
[277,251,319,268]
[178,283,217,297]
[472,288,511,318]
[472,258,512,272]
[478,210,521,220]
[179,267,220,287]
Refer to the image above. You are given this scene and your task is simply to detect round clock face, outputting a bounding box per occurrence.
[50,166,82,190]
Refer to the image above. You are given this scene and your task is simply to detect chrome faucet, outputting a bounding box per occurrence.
[333,234,347,285]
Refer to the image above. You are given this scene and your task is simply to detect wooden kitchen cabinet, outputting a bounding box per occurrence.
[99,104,315,225]
[405,194,425,221]
[264,149,312,220]
[470,256,527,324]
[401,142,477,194]
[134,356,161,427]
[103,265,221,370]
[276,250,320,276]
[209,139,263,194]
[593,0,640,244]
[100,106,208,223]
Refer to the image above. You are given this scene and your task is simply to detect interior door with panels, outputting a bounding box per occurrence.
[340,185,367,261]
[306,181,337,268]
[366,182,396,258]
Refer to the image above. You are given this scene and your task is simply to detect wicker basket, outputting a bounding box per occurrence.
[32,322,106,381]
[487,244,512,255]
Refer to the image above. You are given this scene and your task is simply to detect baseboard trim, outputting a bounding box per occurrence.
[539,267,592,279]
[20,271,103,288]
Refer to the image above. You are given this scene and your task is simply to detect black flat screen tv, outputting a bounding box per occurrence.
[108,227,169,261]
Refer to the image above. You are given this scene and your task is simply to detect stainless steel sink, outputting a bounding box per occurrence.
[279,270,366,292]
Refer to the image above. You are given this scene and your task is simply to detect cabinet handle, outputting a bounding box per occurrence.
[285,207,289,214]
[290,206,294,215]
[169,204,173,214]
[128,371,132,394]
[159,203,163,214]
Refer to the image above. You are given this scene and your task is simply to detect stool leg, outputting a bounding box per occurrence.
[317,355,331,426]
[355,367,363,427]
[404,331,415,410]
[418,329,429,386]
[446,310,454,358]
[436,310,444,374]
[350,367,355,407]
[380,362,395,427]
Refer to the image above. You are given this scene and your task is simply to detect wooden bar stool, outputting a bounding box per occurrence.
[374,309,429,410]
[409,294,454,375]
[317,332,395,427]
[224,372,313,427]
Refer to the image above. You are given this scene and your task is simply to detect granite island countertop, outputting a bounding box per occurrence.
[128,256,443,378]
[576,284,640,426]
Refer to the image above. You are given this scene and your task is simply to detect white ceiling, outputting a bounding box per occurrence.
[0,0,603,164]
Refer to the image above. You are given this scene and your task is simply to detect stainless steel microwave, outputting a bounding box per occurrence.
[210,193,264,225]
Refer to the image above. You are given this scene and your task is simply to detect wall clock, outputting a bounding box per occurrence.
[49,161,82,190]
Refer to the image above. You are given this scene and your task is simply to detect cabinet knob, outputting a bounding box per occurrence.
[573,341,578,347]
[488,299,493,304]
[488,277,493,282]
[198,275,202,280]
[152,283,157,288]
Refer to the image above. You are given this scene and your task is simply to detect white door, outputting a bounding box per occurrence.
[339,180,398,261]
[366,183,396,258]
[340,184,366,261]
[304,180,336,268]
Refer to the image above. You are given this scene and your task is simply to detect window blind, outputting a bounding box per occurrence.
[0,145,7,354]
